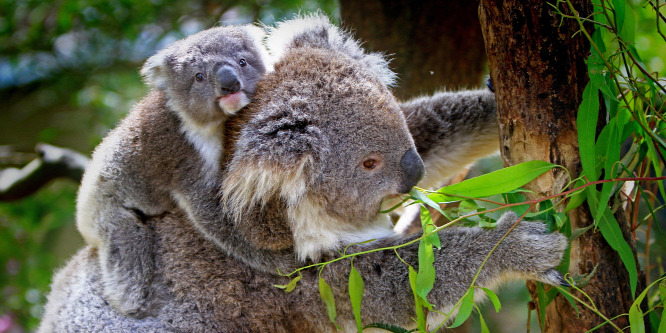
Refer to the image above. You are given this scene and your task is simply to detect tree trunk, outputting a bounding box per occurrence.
[339,0,487,100]
[479,0,644,331]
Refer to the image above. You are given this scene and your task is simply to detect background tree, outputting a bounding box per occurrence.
[479,1,644,330]
[339,0,487,100]
[478,0,664,331]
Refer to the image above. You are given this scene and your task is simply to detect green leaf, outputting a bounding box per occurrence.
[557,218,573,273]
[449,288,475,328]
[408,266,426,331]
[618,2,635,42]
[410,188,443,214]
[419,206,441,249]
[649,312,661,333]
[431,161,557,201]
[504,192,530,216]
[613,0,626,38]
[478,309,490,333]
[588,188,638,296]
[477,287,501,312]
[558,287,581,316]
[565,181,587,212]
[657,306,666,333]
[349,266,364,332]
[627,274,665,333]
[274,275,301,293]
[416,239,436,309]
[553,212,568,230]
[319,277,340,330]
[591,0,607,24]
[646,137,666,206]
[570,224,594,241]
[589,30,617,100]
[577,82,601,182]
[629,299,646,333]
[594,119,619,225]
[656,279,666,333]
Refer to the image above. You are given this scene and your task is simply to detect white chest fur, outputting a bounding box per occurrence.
[181,119,223,183]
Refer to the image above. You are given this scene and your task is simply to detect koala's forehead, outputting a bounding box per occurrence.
[254,48,411,151]
[165,27,256,66]
[270,48,402,120]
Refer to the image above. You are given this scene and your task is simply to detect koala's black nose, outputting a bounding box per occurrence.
[398,147,425,194]
[216,66,241,95]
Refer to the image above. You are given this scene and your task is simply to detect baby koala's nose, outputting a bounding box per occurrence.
[216,66,241,95]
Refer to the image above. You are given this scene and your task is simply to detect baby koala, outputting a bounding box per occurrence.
[75,24,270,317]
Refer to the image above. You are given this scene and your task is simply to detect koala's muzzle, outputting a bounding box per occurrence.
[216,66,241,95]
[399,148,425,193]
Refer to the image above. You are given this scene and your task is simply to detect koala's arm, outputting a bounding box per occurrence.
[401,89,498,189]
[321,212,567,327]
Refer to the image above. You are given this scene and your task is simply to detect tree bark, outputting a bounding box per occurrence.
[479,0,644,331]
[339,0,487,100]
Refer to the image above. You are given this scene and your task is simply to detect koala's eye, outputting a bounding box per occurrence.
[362,158,379,170]
[195,73,205,82]
[239,58,247,67]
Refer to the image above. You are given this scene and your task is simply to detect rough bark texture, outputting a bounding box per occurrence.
[479,0,644,331]
[339,0,487,100]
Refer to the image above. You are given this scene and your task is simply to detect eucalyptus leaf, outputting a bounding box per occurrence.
[478,310,490,333]
[349,266,364,332]
[408,266,426,331]
[319,277,340,330]
[432,161,556,201]
[449,288,474,328]
[477,286,501,312]
[273,275,302,293]
[416,239,436,309]
[588,188,638,296]
[570,224,594,241]
[577,83,600,182]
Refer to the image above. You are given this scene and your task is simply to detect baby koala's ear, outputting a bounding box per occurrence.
[140,49,170,90]
[241,24,274,73]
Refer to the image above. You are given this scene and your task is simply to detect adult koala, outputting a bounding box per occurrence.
[39,15,567,332]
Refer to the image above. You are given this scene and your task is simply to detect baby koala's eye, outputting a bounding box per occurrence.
[238,58,247,67]
[195,73,205,82]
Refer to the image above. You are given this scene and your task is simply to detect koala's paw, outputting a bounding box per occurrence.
[496,212,569,286]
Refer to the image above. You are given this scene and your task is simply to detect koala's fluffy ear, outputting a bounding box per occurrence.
[243,24,274,73]
[140,49,170,90]
[267,13,396,87]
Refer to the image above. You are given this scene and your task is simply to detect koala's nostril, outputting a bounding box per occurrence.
[216,66,241,94]
[399,147,425,193]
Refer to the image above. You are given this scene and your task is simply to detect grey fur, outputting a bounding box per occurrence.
[75,24,270,317]
[41,15,567,331]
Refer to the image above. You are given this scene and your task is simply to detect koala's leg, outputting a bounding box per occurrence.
[320,212,567,328]
[96,201,157,318]
[400,89,498,190]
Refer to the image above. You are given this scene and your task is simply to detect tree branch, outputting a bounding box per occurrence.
[0,143,89,201]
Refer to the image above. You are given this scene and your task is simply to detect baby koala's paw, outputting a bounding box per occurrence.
[496,212,569,286]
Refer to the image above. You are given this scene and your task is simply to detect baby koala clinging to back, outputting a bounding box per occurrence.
[75,24,270,317]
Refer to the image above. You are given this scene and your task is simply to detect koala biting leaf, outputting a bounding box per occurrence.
[41,15,568,332]
[74,24,271,317]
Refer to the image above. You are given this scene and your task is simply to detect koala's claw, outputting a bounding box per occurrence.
[538,268,570,287]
